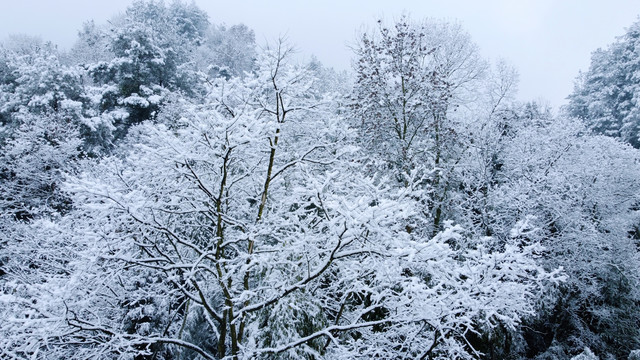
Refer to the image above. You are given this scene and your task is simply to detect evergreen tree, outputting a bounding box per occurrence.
[567,19,640,148]
[85,0,209,145]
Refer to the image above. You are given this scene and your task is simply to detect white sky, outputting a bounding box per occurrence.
[1,0,640,109]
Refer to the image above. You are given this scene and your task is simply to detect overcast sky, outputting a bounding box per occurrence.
[1,0,640,109]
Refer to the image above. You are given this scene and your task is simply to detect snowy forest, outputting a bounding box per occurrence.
[1,1,640,359]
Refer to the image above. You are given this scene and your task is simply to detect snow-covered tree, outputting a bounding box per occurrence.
[0,43,84,221]
[350,16,487,237]
[197,23,257,79]
[567,18,640,148]
[1,41,557,360]
[5,5,639,360]
[84,0,209,146]
[486,108,640,359]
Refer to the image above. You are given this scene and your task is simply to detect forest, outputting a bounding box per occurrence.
[1,1,639,359]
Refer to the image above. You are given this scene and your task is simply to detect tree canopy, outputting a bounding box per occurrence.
[1,3,639,360]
